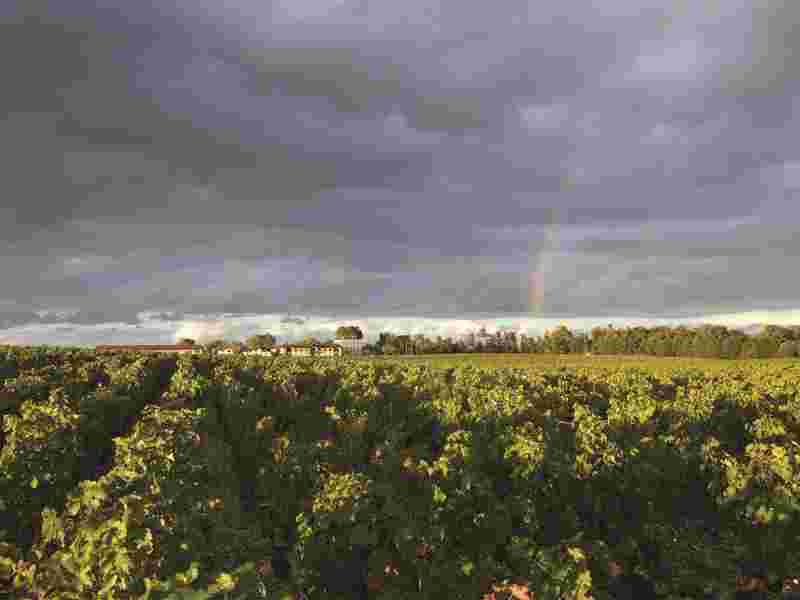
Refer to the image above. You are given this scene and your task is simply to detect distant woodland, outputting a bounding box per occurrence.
[362,325,800,359]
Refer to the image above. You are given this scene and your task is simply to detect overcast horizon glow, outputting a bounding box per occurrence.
[2,0,799,346]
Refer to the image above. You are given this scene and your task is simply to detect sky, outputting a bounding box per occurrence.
[2,0,800,346]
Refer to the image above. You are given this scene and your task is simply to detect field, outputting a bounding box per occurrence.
[361,351,800,375]
[2,347,800,599]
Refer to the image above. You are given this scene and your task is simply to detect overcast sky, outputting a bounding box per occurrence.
[2,0,799,346]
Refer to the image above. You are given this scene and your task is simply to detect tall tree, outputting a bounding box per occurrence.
[544,325,573,354]
[205,339,227,353]
[246,333,276,350]
[754,334,780,358]
[721,335,743,359]
[336,325,364,353]
[778,340,798,358]
[336,325,363,339]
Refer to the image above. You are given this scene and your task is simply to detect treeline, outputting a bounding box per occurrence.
[587,324,800,359]
[367,324,800,359]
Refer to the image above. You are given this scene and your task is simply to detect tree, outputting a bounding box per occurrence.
[205,340,228,353]
[544,325,573,354]
[246,333,276,351]
[740,338,759,359]
[754,334,780,358]
[721,335,743,359]
[764,325,791,342]
[693,332,721,358]
[676,334,694,357]
[336,325,363,340]
[378,332,392,347]
[336,325,364,353]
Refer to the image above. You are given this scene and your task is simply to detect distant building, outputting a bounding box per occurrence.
[334,338,367,353]
[284,344,312,357]
[267,343,343,357]
[225,344,290,355]
[95,344,201,355]
[215,343,343,357]
[394,335,412,354]
[316,343,343,357]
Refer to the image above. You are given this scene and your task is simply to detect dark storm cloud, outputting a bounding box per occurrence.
[231,45,489,131]
[712,0,800,104]
[0,311,45,330]
[573,220,800,261]
[2,0,800,338]
[2,1,433,241]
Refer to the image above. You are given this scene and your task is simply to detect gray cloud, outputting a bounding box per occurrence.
[0,311,45,330]
[2,0,800,338]
[572,219,800,261]
[712,1,800,102]
[281,317,306,325]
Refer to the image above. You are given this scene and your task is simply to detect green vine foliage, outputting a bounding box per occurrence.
[1,346,800,599]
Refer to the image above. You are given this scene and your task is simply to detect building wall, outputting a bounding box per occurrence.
[334,338,366,353]
[318,347,342,356]
[216,345,341,356]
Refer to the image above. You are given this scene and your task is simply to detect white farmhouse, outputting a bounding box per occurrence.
[334,338,367,353]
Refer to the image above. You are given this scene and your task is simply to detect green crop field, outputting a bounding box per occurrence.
[2,346,800,599]
[360,351,800,375]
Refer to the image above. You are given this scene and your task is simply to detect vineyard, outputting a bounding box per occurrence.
[1,346,800,599]
[358,352,787,374]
